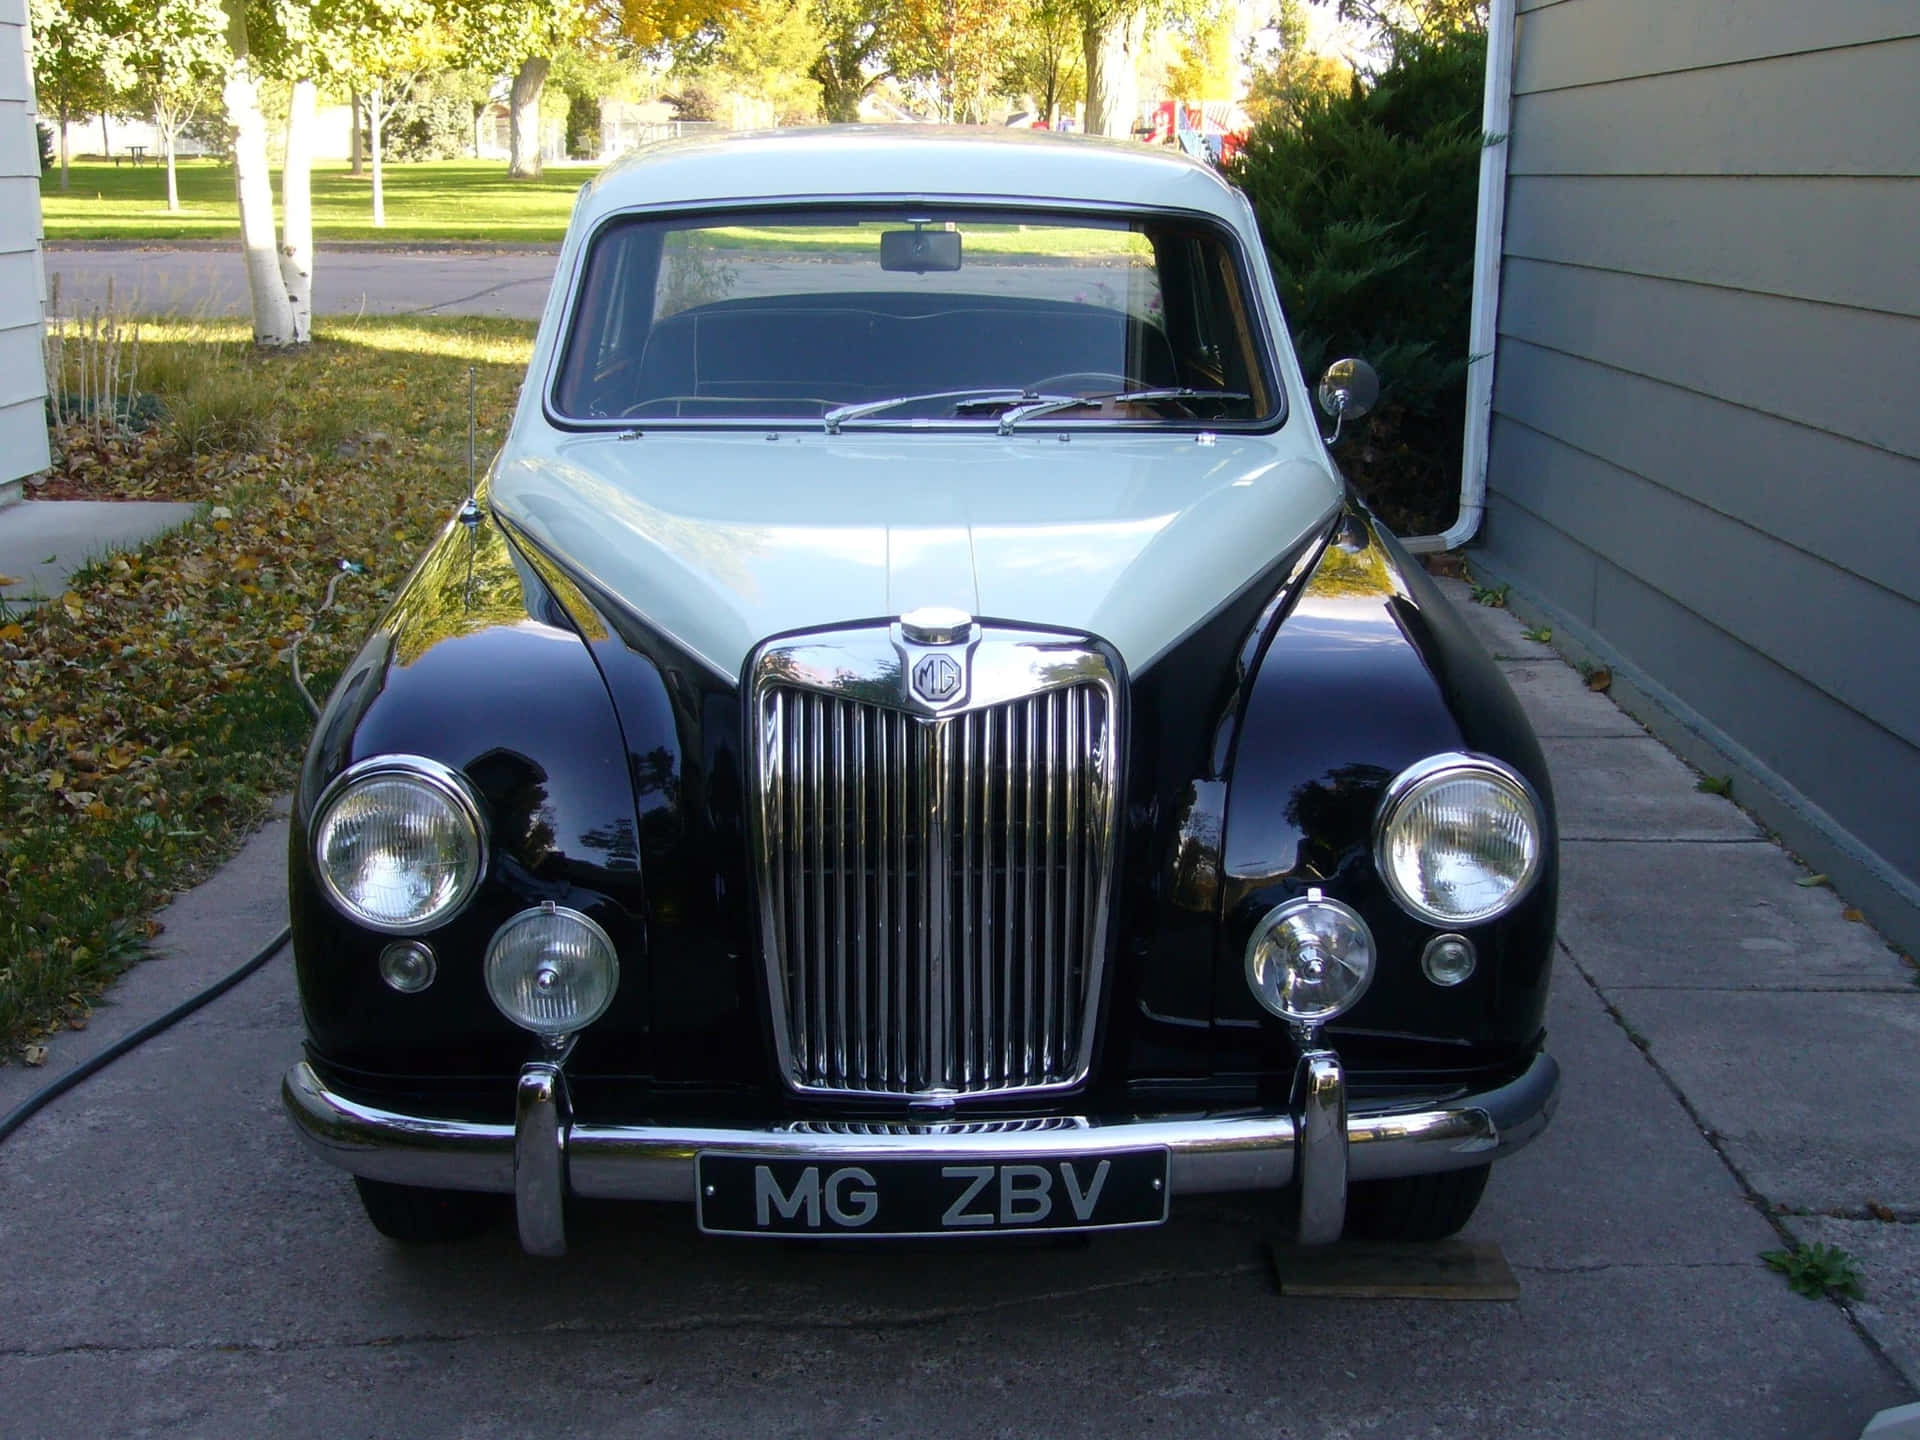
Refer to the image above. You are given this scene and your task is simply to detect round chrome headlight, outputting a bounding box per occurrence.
[485,905,620,1038]
[1245,893,1376,1025]
[311,756,487,935]
[1374,753,1544,926]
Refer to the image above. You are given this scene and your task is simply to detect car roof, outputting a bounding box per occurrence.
[576,124,1246,224]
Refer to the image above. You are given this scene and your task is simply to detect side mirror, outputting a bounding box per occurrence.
[1316,358,1379,444]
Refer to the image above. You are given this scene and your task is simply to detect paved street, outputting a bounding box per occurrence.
[1,584,1913,1437]
[44,245,562,321]
[47,244,1168,323]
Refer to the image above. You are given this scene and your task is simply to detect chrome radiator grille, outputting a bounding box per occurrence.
[751,632,1120,1099]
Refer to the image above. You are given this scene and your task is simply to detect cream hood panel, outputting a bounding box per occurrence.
[491,431,1341,681]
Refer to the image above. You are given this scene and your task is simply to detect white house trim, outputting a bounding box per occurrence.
[0,0,50,506]
[1402,0,1515,555]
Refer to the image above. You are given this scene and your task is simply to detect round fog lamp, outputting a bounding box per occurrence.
[485,904,619,1038]
[379,940,437,993]
[1421,933,1476,987]
[1245,893,1375,1026]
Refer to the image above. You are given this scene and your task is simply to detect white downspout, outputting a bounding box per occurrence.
[1402,0,1517,554]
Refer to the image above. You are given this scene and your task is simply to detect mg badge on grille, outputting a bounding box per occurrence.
[900,607,974,709]
[911,651,963,704]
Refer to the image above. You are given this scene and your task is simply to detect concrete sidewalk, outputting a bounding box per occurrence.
[0,580,1913,1437]
[1439,576,1920,1390]
[0,499,199,603]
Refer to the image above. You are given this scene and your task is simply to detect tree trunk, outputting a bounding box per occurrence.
[221,0,295,346]
[370,84,385,228]
[163,119,178,212]
[349,88,364,175]
[100,111,109,158]
[280,79,315,342]
[1082,12,1140,138]
[58,103,71,192]
[508,56,548,179]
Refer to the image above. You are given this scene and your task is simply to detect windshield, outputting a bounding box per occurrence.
[550,206,1278,428]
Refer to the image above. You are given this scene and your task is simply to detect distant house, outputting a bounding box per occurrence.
[0,0,50,507]
[1475,0,1920,949]
[474,102,567,165]
[597,100,712,159]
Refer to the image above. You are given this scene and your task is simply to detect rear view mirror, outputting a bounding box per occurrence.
[881,228,962,273]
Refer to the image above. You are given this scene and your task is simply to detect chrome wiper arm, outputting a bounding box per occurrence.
[996,387,1254,435]
[823,388,1049,434]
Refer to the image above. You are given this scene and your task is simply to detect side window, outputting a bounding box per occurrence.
[552,225,663,417]
[1150,231,1218,384]
[1148,226,1270,410]
[1200,244,1269,410]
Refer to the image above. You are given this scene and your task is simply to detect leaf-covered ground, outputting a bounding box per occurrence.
[1,317,533,1060]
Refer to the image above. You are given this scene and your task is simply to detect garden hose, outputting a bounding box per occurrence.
[0,560,363,1147]
[0,926,290,1146]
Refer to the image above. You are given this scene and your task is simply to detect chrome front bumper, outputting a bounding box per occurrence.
[284,1050,1559,1255]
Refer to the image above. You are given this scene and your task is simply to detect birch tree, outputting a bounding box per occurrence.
[126,0,227,213]
[324,0,452,226]
[220,0,297,343]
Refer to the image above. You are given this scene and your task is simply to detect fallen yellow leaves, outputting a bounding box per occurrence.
[2,315,535,1056]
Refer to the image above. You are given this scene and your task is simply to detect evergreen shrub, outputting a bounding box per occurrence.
[563,86,602,159]
[1230,27,1487,535]
[389,82,478,162]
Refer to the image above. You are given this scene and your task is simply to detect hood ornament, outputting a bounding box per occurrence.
[900,606,974,645]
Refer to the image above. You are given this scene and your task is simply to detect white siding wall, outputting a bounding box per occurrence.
[0,0,50,493]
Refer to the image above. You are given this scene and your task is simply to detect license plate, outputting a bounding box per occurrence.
[695,1149,1171,1237]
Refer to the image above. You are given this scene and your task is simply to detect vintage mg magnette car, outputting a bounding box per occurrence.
[284,127,1559,1254]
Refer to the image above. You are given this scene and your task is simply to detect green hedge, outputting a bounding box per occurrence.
[1231,27,1487,535]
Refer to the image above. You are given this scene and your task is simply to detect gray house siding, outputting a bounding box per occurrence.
[1480,0,1920,948]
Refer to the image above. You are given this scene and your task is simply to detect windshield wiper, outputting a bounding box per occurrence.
[995,387,1253,434]
[823,388,1065,434]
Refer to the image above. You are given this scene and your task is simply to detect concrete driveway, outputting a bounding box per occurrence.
[0,588,1912,1438]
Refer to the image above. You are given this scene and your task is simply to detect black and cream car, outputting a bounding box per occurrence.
[284,127,1559,1253]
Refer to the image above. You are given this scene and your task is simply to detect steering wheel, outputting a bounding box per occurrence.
[1025,371,1134,396]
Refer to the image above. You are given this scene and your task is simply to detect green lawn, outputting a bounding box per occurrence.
[41,159,592,243]
[42,160,1152,256]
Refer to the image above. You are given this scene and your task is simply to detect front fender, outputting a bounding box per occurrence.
[1217,508,1558,1073]
[291,503,647,1081]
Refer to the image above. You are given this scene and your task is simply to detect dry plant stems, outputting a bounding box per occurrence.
[43,274,143,445]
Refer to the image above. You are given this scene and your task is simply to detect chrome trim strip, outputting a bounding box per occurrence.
[514,1063,570,1257]
[308,754,490,936]
[282,1051,1559,1208]
[747,623,1122,1100]
[1292,1050,1347,1245]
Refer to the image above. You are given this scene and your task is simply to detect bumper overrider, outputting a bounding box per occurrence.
[284,1048,1559,1255]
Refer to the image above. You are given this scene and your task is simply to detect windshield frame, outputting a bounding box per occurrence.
[541,198,1289,436]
